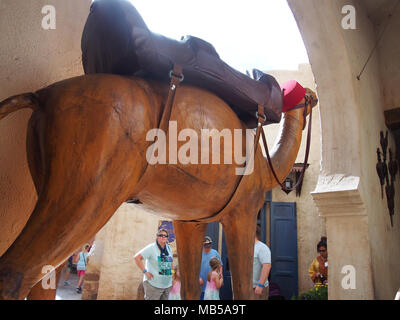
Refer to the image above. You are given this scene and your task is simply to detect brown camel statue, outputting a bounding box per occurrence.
[0,72,317,300]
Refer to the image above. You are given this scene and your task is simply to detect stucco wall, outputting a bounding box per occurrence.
[350,1,400,300]
[264,64,325,294]
[0,0,92,256]
[374,2,400,112]
[288,0,400,299]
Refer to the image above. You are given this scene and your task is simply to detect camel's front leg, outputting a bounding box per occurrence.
[221,208,258,300]
[173,221,208,300]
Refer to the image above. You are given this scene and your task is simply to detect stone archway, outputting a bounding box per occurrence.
[287,0,400,299]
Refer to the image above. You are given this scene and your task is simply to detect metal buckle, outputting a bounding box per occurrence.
[255,111,267,123]
[169,69,184,82]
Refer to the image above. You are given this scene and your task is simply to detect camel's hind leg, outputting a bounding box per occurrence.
[0,121,149,299]
[0,161,141,300]
[24,112,64,300]
[173,221,208,300]
[26,108,46,195]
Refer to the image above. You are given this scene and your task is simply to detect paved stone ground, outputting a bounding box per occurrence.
[55,268,82,300]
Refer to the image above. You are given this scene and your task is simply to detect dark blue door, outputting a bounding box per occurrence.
[270,202,298,300]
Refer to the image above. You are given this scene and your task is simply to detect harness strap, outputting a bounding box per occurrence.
[194,105,266,223]
[254,104,266,153]
[262,97,313,192]
[129,64,184,196]
[158,64,184,133]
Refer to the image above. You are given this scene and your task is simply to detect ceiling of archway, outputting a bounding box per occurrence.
[363,0,398,27]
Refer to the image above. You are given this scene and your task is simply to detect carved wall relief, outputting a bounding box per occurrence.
[376,130,398,226]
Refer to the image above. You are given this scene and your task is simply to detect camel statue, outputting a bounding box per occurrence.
[0,71,317,299]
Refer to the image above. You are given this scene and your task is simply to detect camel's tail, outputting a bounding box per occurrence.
[0,93,39,120]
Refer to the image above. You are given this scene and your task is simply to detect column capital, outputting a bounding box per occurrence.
[311,175,366,218]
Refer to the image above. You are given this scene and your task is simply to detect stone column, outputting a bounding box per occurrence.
[96,203,161,300]
[312,175,374,299]
[81,226,109,300]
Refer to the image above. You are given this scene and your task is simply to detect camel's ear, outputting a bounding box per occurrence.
[304,88,315,95]
[304,88,319,108]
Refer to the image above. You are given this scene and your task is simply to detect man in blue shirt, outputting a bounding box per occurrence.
[200,236,222,300]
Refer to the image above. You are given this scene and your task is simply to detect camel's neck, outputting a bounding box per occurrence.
[261,107,307,192]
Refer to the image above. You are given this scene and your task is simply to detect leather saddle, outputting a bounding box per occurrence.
[81,0,283,128]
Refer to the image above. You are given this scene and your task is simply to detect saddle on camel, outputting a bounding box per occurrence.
[81,0,313,194]
[81,0,283,128]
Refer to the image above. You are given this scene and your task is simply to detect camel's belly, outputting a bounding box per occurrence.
[128,83,252,221]
[131,162,241,221]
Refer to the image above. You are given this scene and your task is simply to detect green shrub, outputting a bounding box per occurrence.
[291,283,328,300]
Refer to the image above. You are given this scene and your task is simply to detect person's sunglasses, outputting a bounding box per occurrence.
[319,249,326,252]
[157,234,168,238]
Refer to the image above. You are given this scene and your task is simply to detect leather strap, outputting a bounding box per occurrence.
[254,104,266,153]
[195,99,312,222]
[130,64,184,195]
[194,105,266,223]
[262,97,313,192]
[158,64,184,133]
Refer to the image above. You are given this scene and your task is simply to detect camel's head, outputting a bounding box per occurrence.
[281,80,318,115]
[304,88,318,109]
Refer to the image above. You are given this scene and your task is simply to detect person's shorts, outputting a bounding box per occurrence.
[77,270,86,276]
[143,281,171,300]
